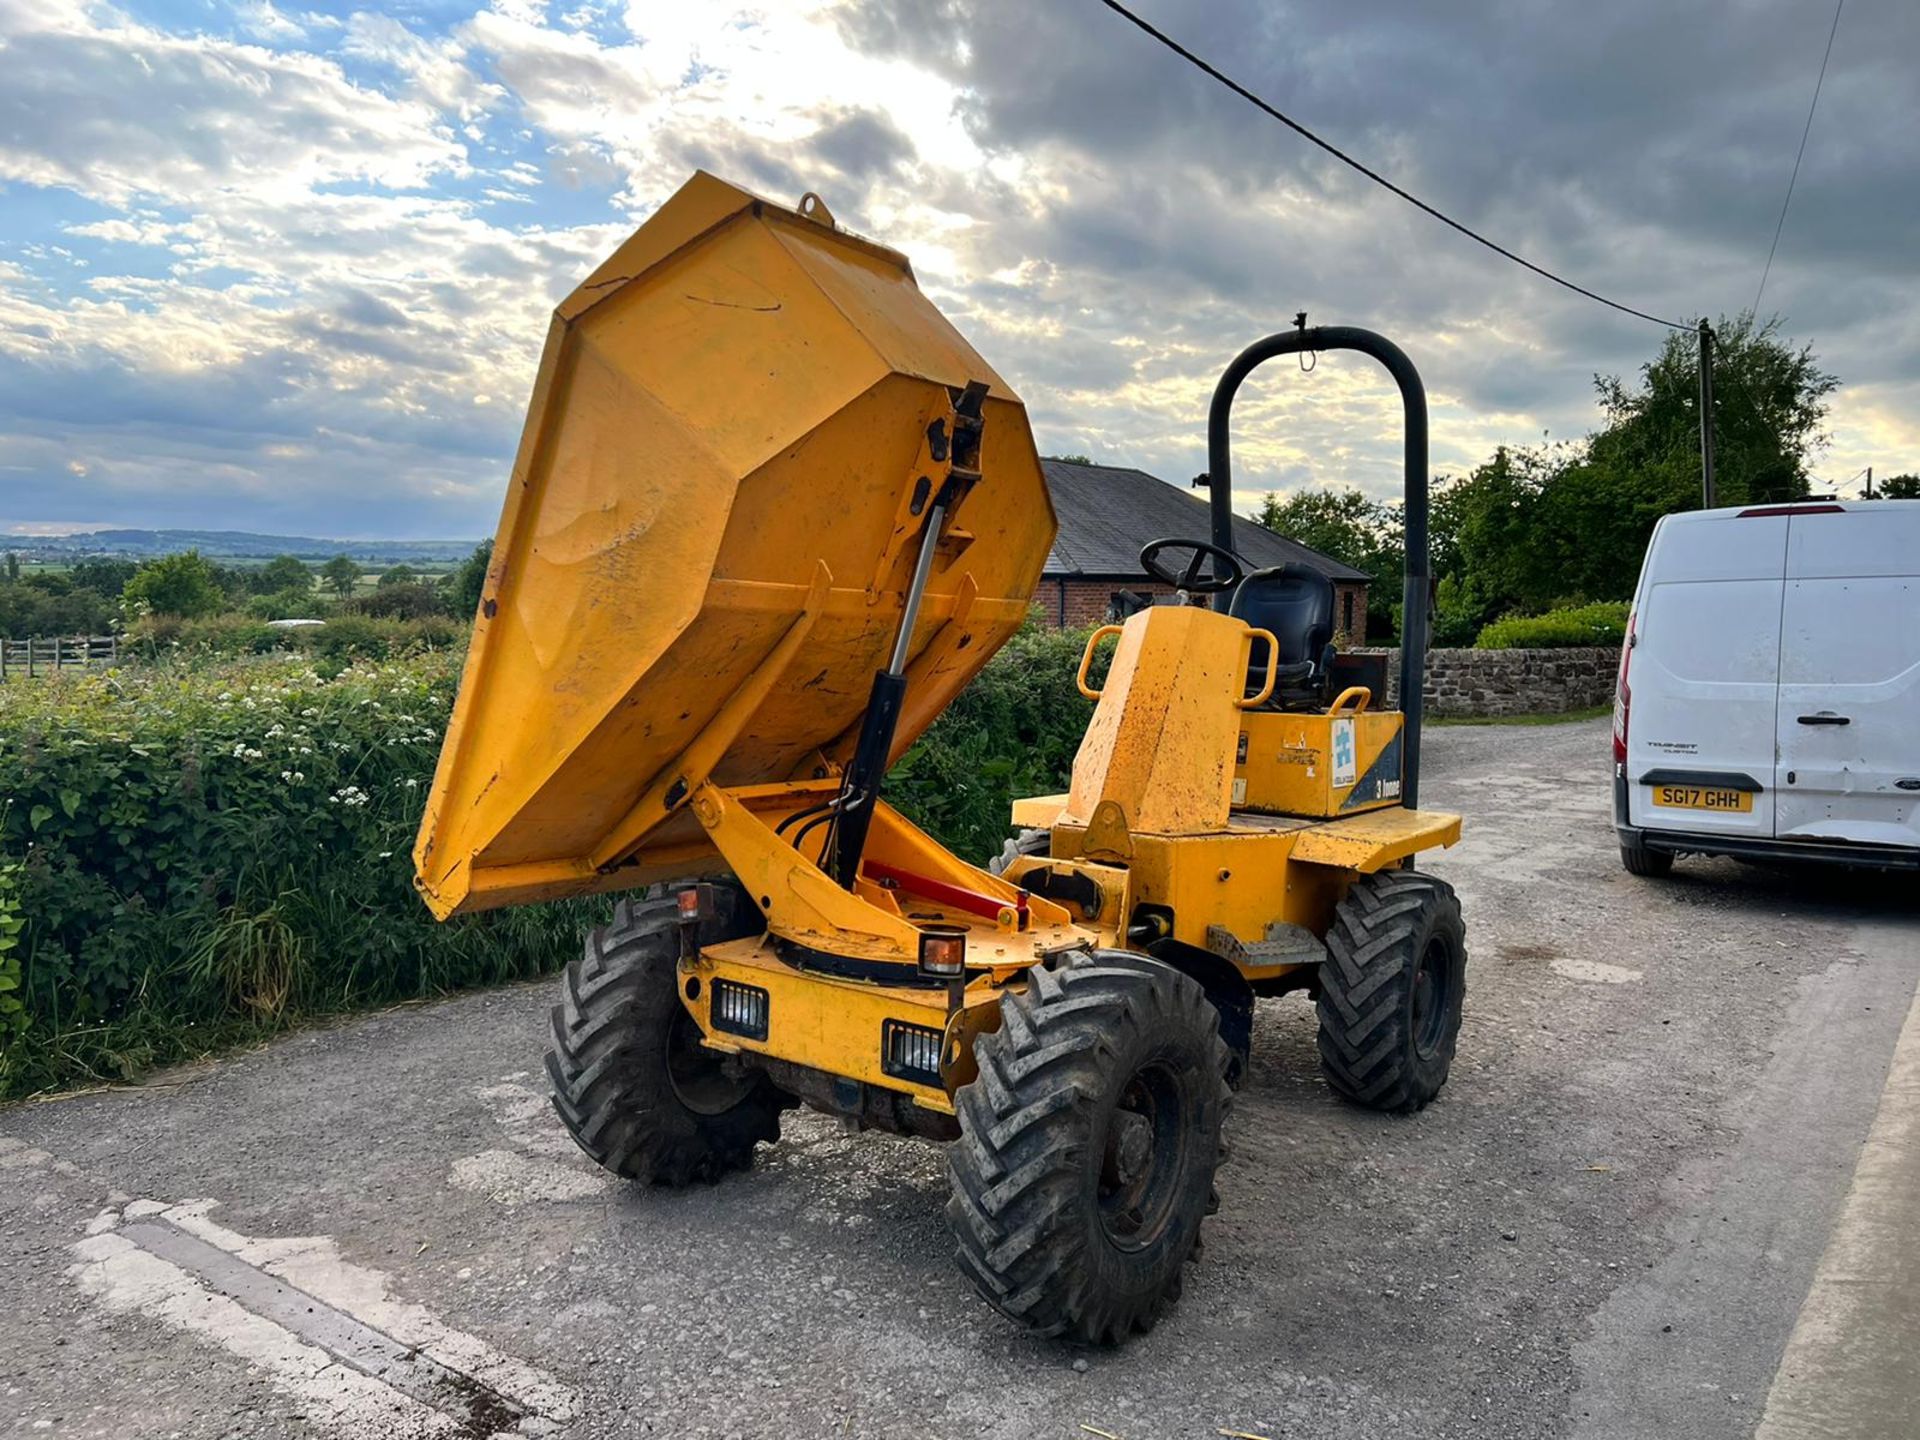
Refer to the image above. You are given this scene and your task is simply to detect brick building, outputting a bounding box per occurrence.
[1033,460,1372,645]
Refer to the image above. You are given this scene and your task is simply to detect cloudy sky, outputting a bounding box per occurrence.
[1,0,1915,540]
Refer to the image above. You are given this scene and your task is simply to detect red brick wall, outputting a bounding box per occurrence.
[1031,579,1201,629]
[1033,576,1371,647]
[1333,582,1368,648]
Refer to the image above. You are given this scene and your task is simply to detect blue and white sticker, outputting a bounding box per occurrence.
[1331,717,1357,789]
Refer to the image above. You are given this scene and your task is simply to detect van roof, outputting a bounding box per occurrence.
[1671,499,1916,523]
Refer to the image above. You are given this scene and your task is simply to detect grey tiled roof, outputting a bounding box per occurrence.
[1039,459,1373,583]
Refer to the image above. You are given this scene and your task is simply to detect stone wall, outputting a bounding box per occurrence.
[1354,646,1618,718]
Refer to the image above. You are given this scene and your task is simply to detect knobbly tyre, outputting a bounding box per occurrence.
[414,173,1468,1344]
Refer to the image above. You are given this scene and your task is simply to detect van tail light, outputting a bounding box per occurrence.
[1612,607,1635,767]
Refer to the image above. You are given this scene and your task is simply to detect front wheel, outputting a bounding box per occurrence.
[947,953,1232,1344]
[1316,870,1467,1114]
[545,890,791,1185]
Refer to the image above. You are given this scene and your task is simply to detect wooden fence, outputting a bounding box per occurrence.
[0,635,119,680]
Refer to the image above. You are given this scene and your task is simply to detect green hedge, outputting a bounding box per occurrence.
[128,612,465,662]
[888,620,1100,864]
[0,653,589,1097]
[0,618,1104,1097]
[1474,600,1630,650]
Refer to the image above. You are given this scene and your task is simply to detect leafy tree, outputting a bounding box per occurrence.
[207,562,252,603]
[1253,488,1390,571]
[122,550,222,619]
[68,557,136,596]
[377,563,417,588]
[1590,312,1836,511]
[1253,487,1401,638]
[255,555,314,594]
[1384,315,1840,631]
[246,588,329,622]
[319,554,361,600]
[3,553,17,583]
[1878,473,1920,499]
[0,582,117,636]
[25,571,70,597]
[352,581,445,620]
[1043,453,1094,465]
[1429,574,1483,648]
[447,540,492,617]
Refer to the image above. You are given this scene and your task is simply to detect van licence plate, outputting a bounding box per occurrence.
[1651,784,1753,813]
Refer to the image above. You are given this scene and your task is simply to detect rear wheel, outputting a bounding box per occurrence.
[1316,870,1466,1114]
[1619,837,1674,877]
[546,888,791,1185]
[988,827,1051,876]
[947,953,1231,1343]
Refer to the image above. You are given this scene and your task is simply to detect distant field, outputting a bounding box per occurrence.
[3,528,482,567]
[4,557,460,601]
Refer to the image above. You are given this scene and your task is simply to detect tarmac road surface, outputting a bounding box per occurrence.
[4,716,1917,1439]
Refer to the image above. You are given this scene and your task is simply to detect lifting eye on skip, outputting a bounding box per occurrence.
[413,172,1470,1347]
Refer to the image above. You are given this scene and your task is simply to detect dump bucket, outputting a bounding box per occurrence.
[414,173,1056,918]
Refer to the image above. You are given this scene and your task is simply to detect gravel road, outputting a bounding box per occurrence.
[4,716,1916,1440]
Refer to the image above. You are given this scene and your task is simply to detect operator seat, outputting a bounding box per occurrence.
[1228,563,1336,710]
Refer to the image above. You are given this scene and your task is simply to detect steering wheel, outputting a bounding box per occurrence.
[1139,538,1244,594]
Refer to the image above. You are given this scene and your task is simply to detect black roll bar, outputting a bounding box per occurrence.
[1205,325,1430,807]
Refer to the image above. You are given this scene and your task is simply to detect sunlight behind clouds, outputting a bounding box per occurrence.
[0,0,1913,536]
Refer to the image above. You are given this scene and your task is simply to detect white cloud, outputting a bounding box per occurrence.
[0,0,1913,537]
[235,2,306,42]
[342,11,503,122]
[0,0,467,207]
[64,218,180,247]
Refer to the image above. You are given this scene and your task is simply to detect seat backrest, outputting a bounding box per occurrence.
[1228,563,1335,693]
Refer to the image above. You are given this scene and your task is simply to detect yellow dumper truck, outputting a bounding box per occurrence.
[416,173,1466,1343]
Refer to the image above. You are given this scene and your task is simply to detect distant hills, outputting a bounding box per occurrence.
[6,529,483,564]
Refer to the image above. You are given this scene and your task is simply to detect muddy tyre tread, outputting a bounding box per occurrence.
[946,953,1232,1344]
[545,890,787,1186]
[1315,870,1467,1115]
[988,827,1051,877]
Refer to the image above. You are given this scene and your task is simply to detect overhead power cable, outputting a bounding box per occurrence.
[1753,0,1844,315]
[1097,0,1690,331]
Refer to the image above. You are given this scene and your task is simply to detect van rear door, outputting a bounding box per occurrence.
[1626,510,1786,839]
[1774,503,1920,849]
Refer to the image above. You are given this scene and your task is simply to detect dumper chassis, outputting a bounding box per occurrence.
[417,175,1467,1343]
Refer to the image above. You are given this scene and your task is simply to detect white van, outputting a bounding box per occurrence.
[1612,500,1920,875]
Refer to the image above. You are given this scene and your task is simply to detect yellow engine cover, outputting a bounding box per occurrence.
[1062,606,1261,837]
[1234,708,1406,819]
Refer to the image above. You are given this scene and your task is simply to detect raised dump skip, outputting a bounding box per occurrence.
[414,173,1057,918]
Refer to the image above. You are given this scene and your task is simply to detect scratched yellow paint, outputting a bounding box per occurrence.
[1062,606,1259,837]
[1019,599,1462,958]
[414,173,1057,919]
[1235,708,1406,817]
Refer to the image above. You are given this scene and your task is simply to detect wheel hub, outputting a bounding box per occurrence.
[1096,1065,1191,1252]
[1106,1111,1152,1186]
[667,1006,756,1116]
[1412,934,1455,1059]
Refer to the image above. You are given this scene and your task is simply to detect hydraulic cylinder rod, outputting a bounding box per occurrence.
[829,381,989,886]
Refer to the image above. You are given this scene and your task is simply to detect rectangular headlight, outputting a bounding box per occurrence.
[709,979,769,1041]
[881,1019,945,1087]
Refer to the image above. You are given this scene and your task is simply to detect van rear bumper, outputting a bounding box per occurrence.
[1614,768,1919,869]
